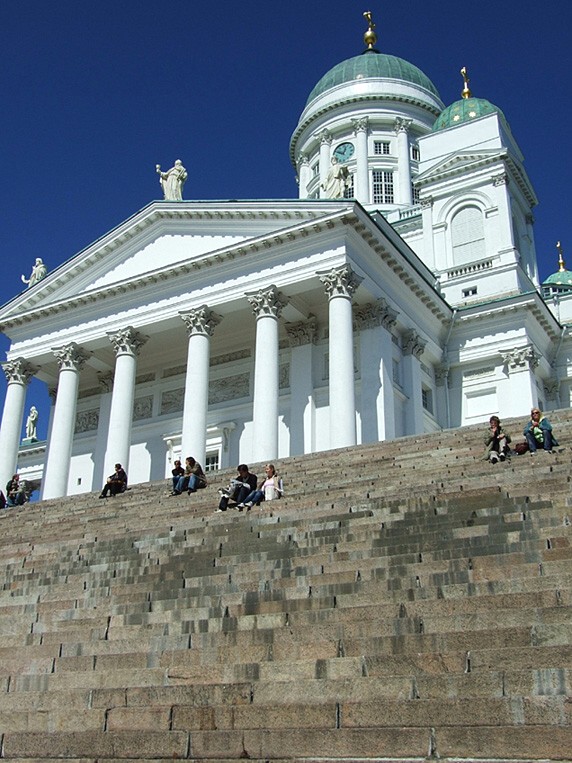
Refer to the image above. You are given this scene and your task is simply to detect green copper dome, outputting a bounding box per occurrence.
[543,270,572,290]
[433,97,505,131]
[305,53,440,106]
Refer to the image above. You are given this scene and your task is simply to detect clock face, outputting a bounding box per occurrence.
[333,142,355,163]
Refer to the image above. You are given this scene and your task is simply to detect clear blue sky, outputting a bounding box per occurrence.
[1,0,571,441]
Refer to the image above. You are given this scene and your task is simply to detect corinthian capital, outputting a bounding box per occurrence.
[108,326,148,357]
[53,343,90,372]
[1,357,37,385]
[402,329,426,359]
[247,286,288,319]
[351,117,369,134]
[285,316,318,346]
[316,129,332,146]
[319,265,363,300]
[394,117,413,134]
[353,298,399,331]
[500,345,539,372]
[180,306,222,338]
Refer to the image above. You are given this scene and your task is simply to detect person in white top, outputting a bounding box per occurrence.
[237,463,284,511]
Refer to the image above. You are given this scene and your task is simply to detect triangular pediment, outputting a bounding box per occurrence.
[415,149,507,186]
[0,200,350,322]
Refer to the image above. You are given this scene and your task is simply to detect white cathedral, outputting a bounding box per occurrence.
[1,13,571,500]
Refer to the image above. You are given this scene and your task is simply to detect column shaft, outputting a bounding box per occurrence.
[248,286,286,462]
[42,344,87,499]
[104,327,147,478]
[0,359,35,489]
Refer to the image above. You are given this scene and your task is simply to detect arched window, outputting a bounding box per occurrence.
[451,206,485,264]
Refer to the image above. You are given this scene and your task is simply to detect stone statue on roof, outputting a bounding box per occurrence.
[156,160,187,201]
[21,258,47,288]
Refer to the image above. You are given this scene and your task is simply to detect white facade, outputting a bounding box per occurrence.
[1,45,570,499]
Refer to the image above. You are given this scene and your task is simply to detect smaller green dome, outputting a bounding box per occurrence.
[543,269,572,290]
[306,53,440,106]
[432,97,505,131]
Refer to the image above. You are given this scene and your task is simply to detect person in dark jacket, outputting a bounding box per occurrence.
[483,416,511,463]
[217,464,257,512]
[170,457,207,495]
[6,475,26,506]
[99,464,128,498]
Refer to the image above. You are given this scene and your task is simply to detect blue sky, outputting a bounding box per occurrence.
[1,0,571,441]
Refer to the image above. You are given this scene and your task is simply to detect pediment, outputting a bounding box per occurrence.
[416,149,506,185]
[0,200,348,322]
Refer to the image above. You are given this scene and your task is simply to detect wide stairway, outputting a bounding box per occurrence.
[0,411,571,762]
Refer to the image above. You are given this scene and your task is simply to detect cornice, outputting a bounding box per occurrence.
[416,150,508,187]
[456,292,560,340]
[0,203,350,330]
[0,203,347,329]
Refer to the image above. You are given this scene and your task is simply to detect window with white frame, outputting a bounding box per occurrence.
[374,140,391,155]
[205,452,220,472]
[372,170,394,204]
[411,144,420,161]
[412,184,420,203]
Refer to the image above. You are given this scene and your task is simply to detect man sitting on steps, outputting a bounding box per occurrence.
[217,464,257,512]
[99,464,128,498]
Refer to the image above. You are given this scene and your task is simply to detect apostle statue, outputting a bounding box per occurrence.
[21,258,47,288]
[25,405,39,440]
[156,160,187,201]
[321,157,350,199]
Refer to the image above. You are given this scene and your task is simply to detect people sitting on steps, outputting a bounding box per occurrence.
[236,463,284,511]
[171,459,185,492]
[483,415,511,464]
[99,464,128,498]
[170,456,207,495]
[5,474,26,506]
[524,407,558,455]
[217,464,257,512]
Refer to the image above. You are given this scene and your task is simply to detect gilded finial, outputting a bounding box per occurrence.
[557,241,566,272]
[460,66,472,99]
[363,11,378,51]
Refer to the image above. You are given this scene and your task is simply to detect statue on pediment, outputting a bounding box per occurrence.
[21,258,47,288]
[156,160,187,201]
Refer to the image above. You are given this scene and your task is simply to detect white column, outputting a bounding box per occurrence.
[297,153,311,199]
[317,130,332,198]
[247,285,287,462]
[420,197,436,270]
[0,358,36,490]
[320,265,363,449]
[42,343,89,499]
[285,317,317,455]
[104,327,147,478]
[354,300,399,443]
[180,306,221,465]
[402,329,426,435]
[395,117,413,206]
[351,117,369,204]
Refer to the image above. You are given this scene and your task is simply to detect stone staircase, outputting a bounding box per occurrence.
[0,411,571,761]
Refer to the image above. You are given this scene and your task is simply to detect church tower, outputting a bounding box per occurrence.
[290,12,444,209]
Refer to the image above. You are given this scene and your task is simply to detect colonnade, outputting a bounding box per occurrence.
[0,265,370,499]
[299,117,414,205]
